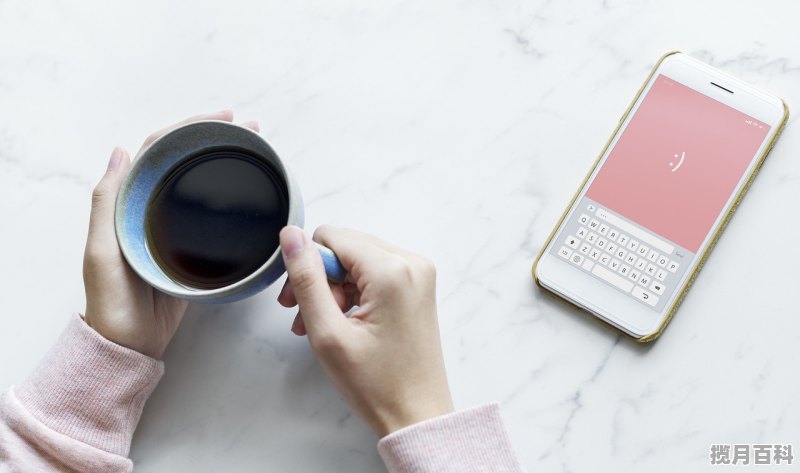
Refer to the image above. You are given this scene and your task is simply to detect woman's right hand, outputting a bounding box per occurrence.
[277,225,454,437]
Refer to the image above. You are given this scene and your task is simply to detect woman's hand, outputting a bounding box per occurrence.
[278,225,454,437]
[82,110,259,359]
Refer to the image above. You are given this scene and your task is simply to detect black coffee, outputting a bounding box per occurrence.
[146,149,289,289]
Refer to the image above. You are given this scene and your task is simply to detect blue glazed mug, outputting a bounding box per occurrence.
[115,120,346,303]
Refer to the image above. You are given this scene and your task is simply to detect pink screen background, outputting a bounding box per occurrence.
[586,75,769,252]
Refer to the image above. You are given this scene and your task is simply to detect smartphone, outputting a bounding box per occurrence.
[532,52,788,342]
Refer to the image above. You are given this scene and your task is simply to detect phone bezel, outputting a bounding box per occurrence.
[532,52,788,341]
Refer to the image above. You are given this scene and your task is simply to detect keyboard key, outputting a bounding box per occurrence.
[565,235,579,249]
[587,232,598,244]
[619,264,630,276]
[650,281,665,295]
[597,238,608,249]
[607,229,619,241]
[596,207,675,255]
[628,269,641,282]
[558,246,571,259]
[617,234,629,246]
[599,254,611,266]
[656,255,669,267]
[577,227,588,239]
[598,224,609,236]
[655,269,667,281]
[589,249,601,260]
[579,243,591,255]
[635,259,647,271]
[582,259,594,271]
[592,264,634,293]
[645,264,657,276]
[606,243,617,255]
[625,254,637,265]
[609,259,621,271]
[637,245,649,257]
[578,213,590,225]
[569,253,584,266]
[588,219,600,231]
[615,248,626,260]
[628,240,639,252]
[632,286,659,306]
[647,249,659,263]
[667,260,680,273]
[638,275,651,287]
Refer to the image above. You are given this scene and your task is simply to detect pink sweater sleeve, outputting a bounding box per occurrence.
[0,314,163,472]
[377,403,526,473]
[1,314,525,472]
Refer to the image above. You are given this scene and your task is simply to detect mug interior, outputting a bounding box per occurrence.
[115,121,303,302]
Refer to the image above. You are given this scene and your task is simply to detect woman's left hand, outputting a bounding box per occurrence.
[82,110,259,359]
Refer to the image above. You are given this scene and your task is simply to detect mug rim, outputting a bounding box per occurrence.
[114,120,302,301]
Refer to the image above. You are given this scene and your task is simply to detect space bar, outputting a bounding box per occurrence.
[592,265,634,293]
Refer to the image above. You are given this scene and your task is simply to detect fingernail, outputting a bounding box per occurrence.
[280,226,306,258]
[106,147,123,172]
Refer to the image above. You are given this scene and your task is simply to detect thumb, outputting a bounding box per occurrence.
[87,147,131,250]
[280,226,344,336]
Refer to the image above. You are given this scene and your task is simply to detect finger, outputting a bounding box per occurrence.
[319,225,416,257]
[134,109,235,159]
[241,120,260,132]
[280,277,350,314]
[330,283,349,311]
[154,291,190,336]
[86,147,132,254]
[277,279,297,307]
[343,282,361,308]
[291,312,307,336]
[280,226,345,336]
[312,225,402,282]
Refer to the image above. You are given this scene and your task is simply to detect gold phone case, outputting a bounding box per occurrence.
[531,51,790,343]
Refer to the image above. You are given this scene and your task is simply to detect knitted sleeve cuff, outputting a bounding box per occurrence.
[377,403,525,473]
[13,313,163,457]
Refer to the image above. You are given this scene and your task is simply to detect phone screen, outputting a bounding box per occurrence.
[551,74,771,311]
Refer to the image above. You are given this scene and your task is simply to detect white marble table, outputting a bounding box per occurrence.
[1,1,798,471]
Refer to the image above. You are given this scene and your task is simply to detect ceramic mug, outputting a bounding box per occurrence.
[115,120,346,303]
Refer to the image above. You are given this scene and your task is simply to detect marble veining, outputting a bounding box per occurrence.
[1,0,798,471]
